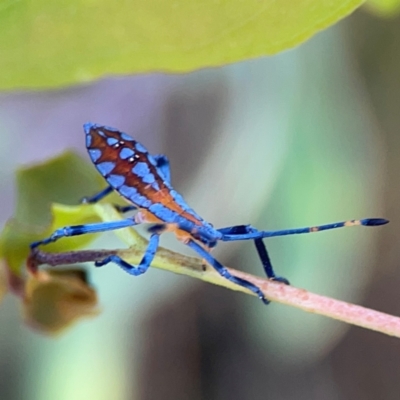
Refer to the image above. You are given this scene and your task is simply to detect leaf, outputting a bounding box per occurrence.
[14,151,104,227]
[0,0,364,90]
[365,0,400,15]
[0,151,106,275]
[23,269,99,334]
[0,151,109,333]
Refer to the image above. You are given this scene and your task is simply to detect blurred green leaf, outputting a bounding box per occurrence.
[1,0,364,90]
[14,151,104,227]
[23,268,99,335]
[365,0,400,15]
[0,151,105,275]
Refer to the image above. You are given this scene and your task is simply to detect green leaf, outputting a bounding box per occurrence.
[23,268,99,335]
[0,152,106,275]
[1,0,364,90]
[365,0,400,15]
[14,151,104,227]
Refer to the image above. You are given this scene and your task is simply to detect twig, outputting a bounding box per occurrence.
[29,246,400,339]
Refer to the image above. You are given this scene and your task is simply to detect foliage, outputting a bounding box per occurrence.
[0,0,367,90]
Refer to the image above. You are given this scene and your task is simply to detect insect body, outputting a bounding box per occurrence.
[30,123,389,304]
[86,124,220,248]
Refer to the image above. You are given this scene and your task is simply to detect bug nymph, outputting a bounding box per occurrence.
[30,123,389,305]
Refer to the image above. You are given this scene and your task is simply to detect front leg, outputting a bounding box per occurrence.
[30,219,138,249]
[81,185,137,214]
[81,185,114,204]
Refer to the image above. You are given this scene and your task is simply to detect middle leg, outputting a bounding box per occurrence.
[95,233,160,276]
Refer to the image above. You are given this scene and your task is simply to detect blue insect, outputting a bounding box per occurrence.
[30,123,389,304]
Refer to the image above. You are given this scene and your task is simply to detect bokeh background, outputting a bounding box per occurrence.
[0,9,399,400]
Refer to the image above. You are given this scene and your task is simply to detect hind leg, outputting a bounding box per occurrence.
[186,239,270,304]
[217,225,288,283]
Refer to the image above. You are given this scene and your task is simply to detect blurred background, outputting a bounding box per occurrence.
[0,8,399,400]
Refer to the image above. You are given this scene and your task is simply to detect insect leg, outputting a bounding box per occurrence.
[30,219,138,249]
[153,154,171,184]
[217,225,250,235]
[253,238,289,284]
[81,185,114,204]
[114,205,137,213]
[95,233,160,276]
[217,225,289,283]
[186,239,270,304]
[220,218,389,241]
[81,185,137,213]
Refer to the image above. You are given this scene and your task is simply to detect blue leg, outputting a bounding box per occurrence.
[217,225,250,235]
[154,154,171,184]
[253,238,289,284]
[217,225,289,284]
[95,233,160,276]
[220,218,389,241]
[30,219,138,249]
[114,205,137,213]
[186,239,270,304]
[81,186,113,203]
[147,223,167,234]
[81,185,137,213]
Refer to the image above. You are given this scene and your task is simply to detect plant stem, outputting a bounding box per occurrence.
[28,246,400,338]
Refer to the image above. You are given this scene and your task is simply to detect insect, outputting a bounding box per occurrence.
[30,123,389,304]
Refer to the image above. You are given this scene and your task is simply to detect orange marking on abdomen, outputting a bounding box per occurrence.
[148,189,203,225]
[136,210,196,244]
[136,210,164,224]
